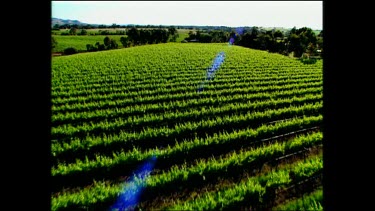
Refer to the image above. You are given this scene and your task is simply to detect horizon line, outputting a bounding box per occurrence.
[52,17,322,30]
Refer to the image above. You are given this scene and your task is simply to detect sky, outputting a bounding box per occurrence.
[52,1,323,30]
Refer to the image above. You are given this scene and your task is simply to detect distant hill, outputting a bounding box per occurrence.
[52,18,91,26]
[51,18,321,33]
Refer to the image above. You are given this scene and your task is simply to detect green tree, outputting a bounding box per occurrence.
[111,23,119,29]
[318,30,323,37]
[104,36,111,47]
[285,27,317,57]
[188,31,195,40]
[95,42,105,51]
[287,33,303,57]
[120,36,131,47]
[168,26,179,42]
[306,43,317,56]
[79,29,87,35]
[109,40,118,49]
[139,29,148,44]
[196,30,201,40]
[251,26,259,37]
[51,36,57,50]
[167,27,175,36]
[127,27,140,45]
[52,24,60,30]
[63,47,78,55]
[274,30,283,39]
[69,27,77,35]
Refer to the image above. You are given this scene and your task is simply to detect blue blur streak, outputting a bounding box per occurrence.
[229,37,235,45]
[110,155,157,210]
[198,52,225,92]
[229,27,244,45]
[236,27,245,35]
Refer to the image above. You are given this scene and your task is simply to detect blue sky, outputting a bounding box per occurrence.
[52,1,322,30]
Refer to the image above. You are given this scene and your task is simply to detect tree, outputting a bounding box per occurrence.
[52,24,60,30]
[306,43,317,56]
[120,36,131,48]
[237,32,252,47]
[256,33,272,50]
[290,27,297,35]
[287,33,303,57]
[251,27,259,37]
[168,26,179,42]
[127,27,140,45]
[63,47,78,55]
[95,42,105,51]
[161,29,169,43]
[51,36,57,50]
[79,29,87,35]
[109,40,118,49]
[285,27,318,57]
[273,30,283,39]
[168,26,177,36]
[104,36,111,47]
[188,31,195,40]
[111,23,119,29]
[69,27,77,35]
[86,44,97,52]
[318,30,323,37]
[196,30,201,40]
[139,29,148,44]
[316,36,323,54]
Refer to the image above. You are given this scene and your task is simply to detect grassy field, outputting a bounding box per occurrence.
[52,28,193,53]
[51,43,323,210]
[52,28,127,35]
[52,35,126,53]
[176,29,194,42]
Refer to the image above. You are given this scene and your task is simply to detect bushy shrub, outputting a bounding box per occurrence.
[63,47,78,55]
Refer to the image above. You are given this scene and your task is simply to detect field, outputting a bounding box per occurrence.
[52,28,127,35]
[51,43,323,210]
[175,29,193,42]
[52,35,126,53]
[52,29,193,53]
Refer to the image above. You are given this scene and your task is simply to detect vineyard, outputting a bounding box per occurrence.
[51,43,323,210]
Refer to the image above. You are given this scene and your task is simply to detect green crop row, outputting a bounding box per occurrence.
[52,114,322,177]
[52,94,321,141]
[52,83,321,115]
[51,43,322,211]
[52,101,322,154]
[52,131,322,210]
[51,65,321,92]
[52,74,321,99]
[168,155,322,210]
[52,69,320,89]
[51,152,322,211]
[272,187,323,211]
[52,44,320,84]
[141,131,322,189]
[51,90,321,127]
[51,79,322,106]
[52,85,323,116]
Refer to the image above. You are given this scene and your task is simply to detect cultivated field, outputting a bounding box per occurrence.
[51,43,323,210]
[52,35,126,53]
[52,29,192,53]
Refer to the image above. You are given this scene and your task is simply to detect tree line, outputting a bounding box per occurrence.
[52,27,179,55]
[184,27,322,58]
[52,23,233,31]
[52,25,322,59]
